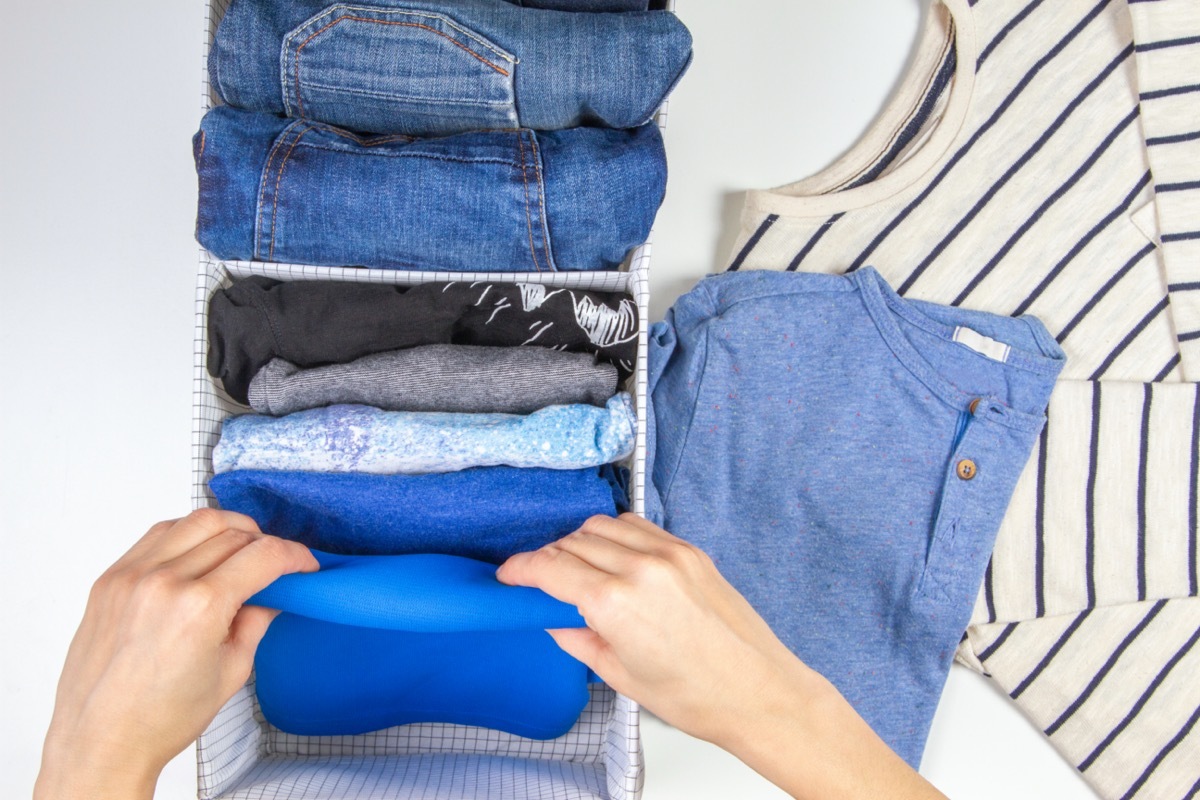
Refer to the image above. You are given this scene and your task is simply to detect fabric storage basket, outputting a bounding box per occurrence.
[192,257,651,800]
[193,1,670,797]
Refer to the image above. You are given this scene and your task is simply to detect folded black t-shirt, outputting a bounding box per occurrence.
[208,277,638,404]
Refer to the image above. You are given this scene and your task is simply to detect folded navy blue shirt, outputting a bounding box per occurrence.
[210,465,629,563]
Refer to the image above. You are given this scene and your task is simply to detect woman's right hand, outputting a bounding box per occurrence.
[498,513,947,800]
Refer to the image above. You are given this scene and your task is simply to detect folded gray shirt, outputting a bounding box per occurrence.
[247,344,619,416]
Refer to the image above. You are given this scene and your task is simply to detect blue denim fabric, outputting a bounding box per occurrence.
[506,0,648,9]
[193,106,666,271]
[210,0,690,135]
[646,267,1065,767]
[210,465,629,563]
[250,551,589,737]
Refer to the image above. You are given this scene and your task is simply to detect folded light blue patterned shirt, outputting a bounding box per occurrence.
[213,393,636,474]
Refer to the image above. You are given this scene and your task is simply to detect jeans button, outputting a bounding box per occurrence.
[957,459,978,480]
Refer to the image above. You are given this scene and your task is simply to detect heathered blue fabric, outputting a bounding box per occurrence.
[249,551,589,738]
[210,465,628,564]
[646,267,1065,767]
[212,394,636,475]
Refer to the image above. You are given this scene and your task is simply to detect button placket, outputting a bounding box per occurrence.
[916,404,991,602]
[956,398,987,480]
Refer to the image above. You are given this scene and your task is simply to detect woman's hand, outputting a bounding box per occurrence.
[497,513,947,800]
[35,509,318,800]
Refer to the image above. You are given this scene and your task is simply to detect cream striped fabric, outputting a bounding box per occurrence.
[723,0,1200,796]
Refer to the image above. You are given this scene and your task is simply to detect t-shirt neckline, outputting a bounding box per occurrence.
[745,0,977,218]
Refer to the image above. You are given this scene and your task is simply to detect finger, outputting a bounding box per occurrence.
[546,627,618,681]
[616,512,680,540]
[552,526,642,575]
[220,605,280,695]
[105,517,183,570]
[578,513,686,556]
[496,546,611,608]
[162,526,266,581]
[144,509,264,567]
[200,535,319,608]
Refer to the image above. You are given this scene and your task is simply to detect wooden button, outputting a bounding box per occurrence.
[969,398,981,414]
[957,459,978,480]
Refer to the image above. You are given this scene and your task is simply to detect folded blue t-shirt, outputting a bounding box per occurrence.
[250,551,590,738]
[211,465,628,563]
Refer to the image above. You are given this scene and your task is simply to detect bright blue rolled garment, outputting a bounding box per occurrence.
[212,394,636,474]
[210,465,629,563]
[249,551,590,738]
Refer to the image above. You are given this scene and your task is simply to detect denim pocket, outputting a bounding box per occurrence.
[250,120,555,271]
[282,5,519,135]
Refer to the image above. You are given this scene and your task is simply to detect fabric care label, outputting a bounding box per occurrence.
[953,326,1011,363]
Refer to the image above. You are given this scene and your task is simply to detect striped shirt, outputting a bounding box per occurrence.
[722,0,1200,796]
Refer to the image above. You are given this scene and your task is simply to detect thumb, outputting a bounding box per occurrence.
[222,604,280,691]
[546,627,618,683]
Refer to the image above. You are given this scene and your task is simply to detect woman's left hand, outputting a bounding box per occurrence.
[35,509,318,800]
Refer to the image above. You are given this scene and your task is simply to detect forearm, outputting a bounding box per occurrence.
[717,656,947,800]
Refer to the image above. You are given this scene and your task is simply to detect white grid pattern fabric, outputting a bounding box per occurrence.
[213,754,609,800]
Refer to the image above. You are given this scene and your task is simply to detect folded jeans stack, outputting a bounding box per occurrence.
[195,0,691,271]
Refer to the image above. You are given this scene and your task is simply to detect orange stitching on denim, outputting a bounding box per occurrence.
[267,124,316,261]
[198,130,207,160]
[293,16,509,119]
[516,131,544,273]
[256,123,302,258]
[526,131,554,271]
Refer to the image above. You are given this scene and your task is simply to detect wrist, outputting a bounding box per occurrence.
[714,656,944,800]
[36,727,160,800]
[716,652,832,761]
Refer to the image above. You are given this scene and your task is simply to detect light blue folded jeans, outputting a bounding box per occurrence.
[209,0,691,135]
[194,106,666,271]
[646,267,1065,767]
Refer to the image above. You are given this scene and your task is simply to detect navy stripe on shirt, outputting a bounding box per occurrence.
[1044,600,1167,737]
[950,107,1140,305]
[727,215,778,272]
[1054,241,1156,343]
[977,0,1048,68]
[1087,297,1169,380]
[1079,625,1200,772]
[897,45,1135,295]
[1119,704,1200,800]
[1137,385,1152,601]
[977,622,1018,662]
[1140,83,1200,100]
[1010,609,1094,699]
[847,0,1117,273]
[1086,385,1101,607]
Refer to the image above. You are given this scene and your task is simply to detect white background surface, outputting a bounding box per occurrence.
[0,0,1097,797]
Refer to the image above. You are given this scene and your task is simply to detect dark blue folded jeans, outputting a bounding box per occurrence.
[194,106,666,271]
[209,0,691,135]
